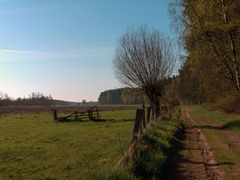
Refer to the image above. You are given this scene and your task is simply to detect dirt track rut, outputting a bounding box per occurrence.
[165,108,224,180]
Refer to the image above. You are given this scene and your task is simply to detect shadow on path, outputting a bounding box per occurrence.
[162,119,234,180]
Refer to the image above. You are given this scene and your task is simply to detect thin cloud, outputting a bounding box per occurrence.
[0,47,114,61]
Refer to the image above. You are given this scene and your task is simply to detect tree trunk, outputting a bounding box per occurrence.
[147,107,152,123]
[147,92,160,119]
[132,109,144,135]
[142,104,146,128]
[220,0,240,91]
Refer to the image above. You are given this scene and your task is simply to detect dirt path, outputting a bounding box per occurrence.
[187,107,240,179]
[165,108,224,180]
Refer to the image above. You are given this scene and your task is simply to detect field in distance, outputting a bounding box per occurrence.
[0,106,136,179]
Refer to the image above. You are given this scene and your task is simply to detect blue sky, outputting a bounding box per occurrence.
[0,0,173,101]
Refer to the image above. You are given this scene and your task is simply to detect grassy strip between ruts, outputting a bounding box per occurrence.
[189,105,240,133]
[187,105,240,179]
[91,107,182,180]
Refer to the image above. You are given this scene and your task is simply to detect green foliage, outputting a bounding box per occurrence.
[133,149,167,179]
[216,95,240,113]
[99,89,124,104]
[132,107,181,179]
[121,88,145,105]
[170,0,240,107]
[98,88,144,105]
[162,76,180,107]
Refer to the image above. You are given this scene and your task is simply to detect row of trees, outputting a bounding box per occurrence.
[0,92,54,106]
[98,89,124,104]
[168,0,240,110]
[98,88,144,104]
[112,1,240,115]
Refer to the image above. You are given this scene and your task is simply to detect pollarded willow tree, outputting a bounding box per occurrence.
[113,27,177,118]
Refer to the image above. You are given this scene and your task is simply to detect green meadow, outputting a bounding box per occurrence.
[0,110,135,179]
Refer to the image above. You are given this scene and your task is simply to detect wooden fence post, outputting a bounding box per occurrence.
[147,107,151,123]
[53,110,58,121]
[88,110,91,119]
[132,109,144,135]
[96,107,99,120]
[142,104,146,128]
[75,112,78,120]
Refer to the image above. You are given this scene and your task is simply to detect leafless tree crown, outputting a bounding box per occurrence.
[113,27,177,89]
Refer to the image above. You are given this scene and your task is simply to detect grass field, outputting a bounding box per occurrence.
[0,109,135,179]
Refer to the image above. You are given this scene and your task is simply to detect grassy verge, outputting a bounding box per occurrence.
[0,110,135,179]
[132,107,181,179]
[90,107,182,180]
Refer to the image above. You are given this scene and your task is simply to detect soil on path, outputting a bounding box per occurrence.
[165,108,224,180]
[188,107,240,180]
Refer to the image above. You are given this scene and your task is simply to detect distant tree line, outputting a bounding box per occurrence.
[98,88,145,105]
[0,92,54,106]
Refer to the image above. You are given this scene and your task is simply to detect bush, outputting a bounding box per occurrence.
[216,95,240,113]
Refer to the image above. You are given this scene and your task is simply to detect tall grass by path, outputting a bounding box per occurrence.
[90,107,182,180]
[132,107,181,179]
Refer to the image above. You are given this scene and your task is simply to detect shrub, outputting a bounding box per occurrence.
[216,95,240,113]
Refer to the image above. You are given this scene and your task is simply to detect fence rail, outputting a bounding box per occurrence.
[117,105,152,166]
[53,106,100,122]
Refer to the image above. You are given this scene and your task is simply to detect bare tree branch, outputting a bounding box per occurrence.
[113,27,177,118]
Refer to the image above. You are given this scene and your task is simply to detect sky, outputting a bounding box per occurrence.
[0,0,174,102]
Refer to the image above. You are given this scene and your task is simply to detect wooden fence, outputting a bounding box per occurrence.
[53,104,153,166]
[53,106,100,122]
[117,105,152,166]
